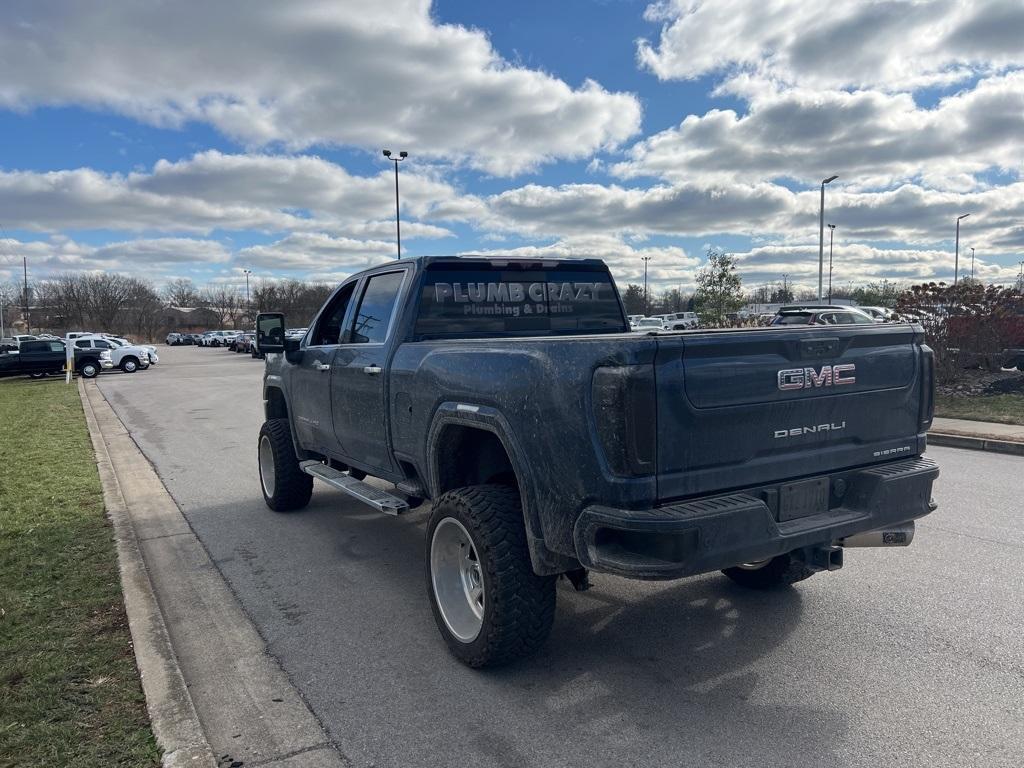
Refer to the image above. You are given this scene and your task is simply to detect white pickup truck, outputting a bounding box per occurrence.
[73,335,156,373]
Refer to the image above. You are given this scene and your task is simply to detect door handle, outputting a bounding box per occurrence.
[313,361,331,371]
[362,365,382,375]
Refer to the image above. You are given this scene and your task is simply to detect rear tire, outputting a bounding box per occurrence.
[79,361,99,379]
[722,554,814,589]
[258,419,313,512]
[426,484,556,668]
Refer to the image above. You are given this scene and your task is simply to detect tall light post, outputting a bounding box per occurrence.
[818,175,839,300]
[954,213,970,285]
[642,256,651,314]
[382,149,408,259]
[22,255,30,335]
[827,223,836,304]
[969,247,975,281]
[243,269,252,317]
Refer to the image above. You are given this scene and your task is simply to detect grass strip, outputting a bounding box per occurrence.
[934,393,1024,426]
[0,378,159,767]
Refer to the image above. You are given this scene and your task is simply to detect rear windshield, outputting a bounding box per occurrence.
[415,263,627,339]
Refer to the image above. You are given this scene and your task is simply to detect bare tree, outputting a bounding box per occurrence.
[163,278,200,307]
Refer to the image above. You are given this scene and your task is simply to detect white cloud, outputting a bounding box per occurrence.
[1,0,641,175]
[236,233,395,271]
[614,72,1024,189]
[637,0,1024,91]
[0,152,459,239]
[461,234,699,289]
[0,236,230,276]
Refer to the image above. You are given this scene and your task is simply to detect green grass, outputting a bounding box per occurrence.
[934,393,1024,426]
[0,379,159,768]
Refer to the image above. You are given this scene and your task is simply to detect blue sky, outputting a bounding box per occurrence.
[0,0,1022,295]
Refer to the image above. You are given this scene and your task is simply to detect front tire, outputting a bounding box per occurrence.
[258,419,313,512]
[426,485,556,668]
[721,553,815,589]
[120,356,140,373]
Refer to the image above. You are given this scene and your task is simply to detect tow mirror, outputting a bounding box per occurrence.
[256,313,286,353]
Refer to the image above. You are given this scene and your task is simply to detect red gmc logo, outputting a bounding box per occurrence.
[778,363,856,391]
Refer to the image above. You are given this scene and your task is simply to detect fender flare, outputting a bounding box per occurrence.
[425,402,577,575]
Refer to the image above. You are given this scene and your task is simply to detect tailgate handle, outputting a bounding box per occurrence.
[800,337,840,358]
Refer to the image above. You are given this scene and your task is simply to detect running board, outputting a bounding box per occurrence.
[300,461,409,515]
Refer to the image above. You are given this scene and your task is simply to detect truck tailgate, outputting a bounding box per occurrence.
[655,325,931,500]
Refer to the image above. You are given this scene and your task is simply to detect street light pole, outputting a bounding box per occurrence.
[642,256,651,314]
[969,247,975,281]
[954,213,970,285]
[243,269,252,314]
[23,255,30,335]
[827,224,836,304]
[818,175,838,301]
[382,149,408,259]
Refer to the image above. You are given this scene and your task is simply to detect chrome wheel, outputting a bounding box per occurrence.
[430,517,485,643]
[81,363,98,378]
[258,434,276,498]
[123,359,137,373]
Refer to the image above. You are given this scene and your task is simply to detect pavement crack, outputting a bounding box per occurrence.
[243,742,343,767]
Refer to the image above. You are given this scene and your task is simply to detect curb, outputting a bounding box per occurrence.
[928,431,1024,457]
[78,378,216,768]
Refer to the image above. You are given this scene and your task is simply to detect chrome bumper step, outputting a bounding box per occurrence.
[300,461,409,515]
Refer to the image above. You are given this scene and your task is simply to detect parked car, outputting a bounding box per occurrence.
[253,255,938,668]
[858,306,899,323]
[0,338,113,378]
[73,335,151,373]
[632,317,666,332]
[106,336,160,367]
[166,332,193,345]
[661,311,700,330]
[224,330,244,350]
[771,306,876,326]
[233,332,256,353]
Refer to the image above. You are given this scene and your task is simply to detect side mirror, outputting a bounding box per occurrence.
[256,313,286,353]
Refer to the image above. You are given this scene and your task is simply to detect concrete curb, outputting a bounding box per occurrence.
[78,377,216,768]
[928,431,1024,457]
[82,378,347,768]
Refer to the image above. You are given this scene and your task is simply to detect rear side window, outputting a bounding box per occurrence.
[415,265,627,339]
[75,340,92,348]
[350,271,405,344]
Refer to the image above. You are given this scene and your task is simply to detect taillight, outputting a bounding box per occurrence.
[592,364,656,476]
[920,344,934,430]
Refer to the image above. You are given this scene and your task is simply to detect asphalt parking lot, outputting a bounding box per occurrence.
[97,346,1024,768]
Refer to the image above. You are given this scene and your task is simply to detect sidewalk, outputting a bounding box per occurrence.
[929,417,1024,456]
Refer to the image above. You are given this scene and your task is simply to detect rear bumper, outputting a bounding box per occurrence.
[573,456,939,580]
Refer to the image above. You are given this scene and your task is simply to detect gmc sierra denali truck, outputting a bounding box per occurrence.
[255,256,939,667]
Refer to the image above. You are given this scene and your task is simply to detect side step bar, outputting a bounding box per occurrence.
[300,461,409,515]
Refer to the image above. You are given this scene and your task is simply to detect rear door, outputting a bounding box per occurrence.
[655,324,927,499]
[331,268,410,471]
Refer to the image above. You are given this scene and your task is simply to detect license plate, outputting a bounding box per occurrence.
[778,477,830,521]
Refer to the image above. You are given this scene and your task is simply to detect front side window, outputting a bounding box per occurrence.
[350,272,405,344]
[75,340,91,348]
[310,282,356,346]
[50,342,65,353]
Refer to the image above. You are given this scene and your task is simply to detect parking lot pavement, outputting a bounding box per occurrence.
[98,345,1024,768]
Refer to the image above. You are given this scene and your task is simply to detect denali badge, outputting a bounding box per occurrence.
[777,363,856,391]
[775,421,847,439]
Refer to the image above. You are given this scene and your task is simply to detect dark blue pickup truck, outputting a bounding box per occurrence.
[255,256,938,667]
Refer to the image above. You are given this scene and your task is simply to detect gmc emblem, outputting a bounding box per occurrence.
[778,363,856,391]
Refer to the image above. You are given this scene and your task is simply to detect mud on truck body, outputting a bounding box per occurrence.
[255,256,938,667]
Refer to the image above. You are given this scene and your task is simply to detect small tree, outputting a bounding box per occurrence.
[694,248,744,325]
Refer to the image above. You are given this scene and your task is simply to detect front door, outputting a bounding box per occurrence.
[290,282,356,452]
[331,269,407,472]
